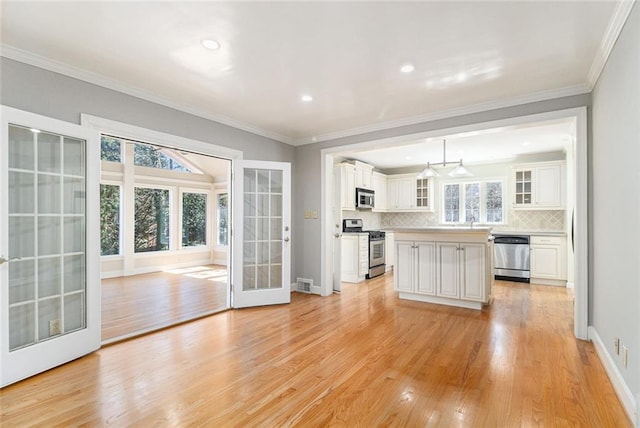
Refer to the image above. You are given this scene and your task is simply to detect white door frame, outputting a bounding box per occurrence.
[321,106,589,339]
[81,115,242,311]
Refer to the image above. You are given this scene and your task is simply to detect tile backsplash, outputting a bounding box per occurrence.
[343,209,565,232]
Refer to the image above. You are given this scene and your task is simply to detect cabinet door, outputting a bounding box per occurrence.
[460,243,486,301]
[341,236,358,280]
[514,169,533,207]
[358,235,369,277]
[535,165,562,207]
[385,232,395,269]
[387,179,399,209]
[341,166,356,210]
[415,242,436,295]
[372,173,387,210]
[398,178,415,209]
[394,241,414,292]
[530,246,560,279]
[437,243,460,298]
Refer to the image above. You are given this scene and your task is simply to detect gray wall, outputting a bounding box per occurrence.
[293,94,590,289]
[0,57,297,280]
[592,2,639,405]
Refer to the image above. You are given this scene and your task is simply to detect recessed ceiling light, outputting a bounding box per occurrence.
[401,64,415,73]
[301,95,313,102]
[201,39,220,50]
[522,141,531,146]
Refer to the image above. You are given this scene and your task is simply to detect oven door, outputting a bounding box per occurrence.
[369,239,385,267]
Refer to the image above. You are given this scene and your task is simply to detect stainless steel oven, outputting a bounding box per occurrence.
[367,230,386,279]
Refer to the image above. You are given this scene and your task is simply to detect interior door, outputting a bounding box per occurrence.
[332,165,342,292]
[0,106,100,387]
[232,160,291,308]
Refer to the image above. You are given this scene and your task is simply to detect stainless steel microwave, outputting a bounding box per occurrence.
[356,187,375,209]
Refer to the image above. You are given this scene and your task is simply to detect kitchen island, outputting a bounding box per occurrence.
[393,227,495,310]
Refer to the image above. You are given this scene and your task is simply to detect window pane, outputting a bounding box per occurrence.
[134,143,190,172]
[182,193,207,247]
[444,184,459,223]
[217,193,228,246]
[100,184,120,255]
[465,183,480,222]
[134,188,170,252]
[486,182,503,223]
[100,136,121,162]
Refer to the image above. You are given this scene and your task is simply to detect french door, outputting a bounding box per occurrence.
[232,160,291,308]
[0,106,100,387]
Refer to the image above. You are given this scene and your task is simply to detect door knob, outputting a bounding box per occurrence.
[283,237,290,242]
[334,233,341,238]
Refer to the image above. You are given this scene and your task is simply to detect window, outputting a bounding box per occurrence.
[101,136,122,162]
[134,187,170,252]
[182,192,207,247]
[442,180,504,224]
[217,193,228,246]
[134,143,191,172]
[100,184,120,255]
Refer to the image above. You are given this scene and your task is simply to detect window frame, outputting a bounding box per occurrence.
[99,180,123,257]
[178,188,211,250]
[215,191,229,248]
[441,178,506,225]
[133,184,173,254]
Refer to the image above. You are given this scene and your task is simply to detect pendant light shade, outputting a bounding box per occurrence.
[417,162,440,179]
[416,140,473,179]
[448,159,473,177]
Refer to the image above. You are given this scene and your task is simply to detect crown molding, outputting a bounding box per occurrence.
[0,44,294,145]
[587,0,636,90]
[292,84,590,146]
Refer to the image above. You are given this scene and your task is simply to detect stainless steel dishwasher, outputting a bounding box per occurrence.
[494,235,530,282]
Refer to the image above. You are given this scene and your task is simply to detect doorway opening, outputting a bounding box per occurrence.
[98,135,232,342]
[322,107,588,339]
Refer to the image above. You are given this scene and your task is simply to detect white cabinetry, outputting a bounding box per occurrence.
[530,235,567,286]
[387,174,432,211]
[394,241,437,295]
[385,232,394,271]
[334,163,356,210]
[341,234,369,283]
[513,161,565,210]
[436,242,487,301]
[354,161,374,189]
[394,231,493,310]
[372,172,387,211]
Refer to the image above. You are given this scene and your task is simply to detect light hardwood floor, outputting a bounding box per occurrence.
[1,274,630,426]
[101,265,229,342]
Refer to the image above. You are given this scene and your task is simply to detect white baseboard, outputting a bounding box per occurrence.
[212,258,227,266]
[589,326,637,425]
[101,270,124,279]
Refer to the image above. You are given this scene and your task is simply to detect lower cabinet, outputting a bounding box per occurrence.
[396,239,492,309]
[342,234,369,283]
[530,235,567,286]
[394,241,436,294]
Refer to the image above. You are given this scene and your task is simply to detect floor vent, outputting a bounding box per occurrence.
[296,277,313,293]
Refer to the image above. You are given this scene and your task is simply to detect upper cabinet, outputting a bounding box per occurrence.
[512,161,565,210]
[335,161,375,211]
[354,161,374,189]
[371,171,387,211]
[387,174,433,212]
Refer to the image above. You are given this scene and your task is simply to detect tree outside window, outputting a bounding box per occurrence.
[100,136,122,162]
[134,143,190,172]
[443,181,503,224]
[135,188,170,252]
[217,193,228,246]
[182,192,207,247]
[100,184,120,255]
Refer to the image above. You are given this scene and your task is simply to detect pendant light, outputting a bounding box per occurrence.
[416,139,473,178]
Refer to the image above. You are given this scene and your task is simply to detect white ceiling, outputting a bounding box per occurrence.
[0,2,623,145]
[337,117,575,170]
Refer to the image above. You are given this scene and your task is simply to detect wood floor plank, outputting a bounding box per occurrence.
[101,265,228,341]
[0,274,631,427]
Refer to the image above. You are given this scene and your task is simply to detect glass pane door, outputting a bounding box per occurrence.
[1,106,100,387]
[233,160,290,308]
[8,124,87,350]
